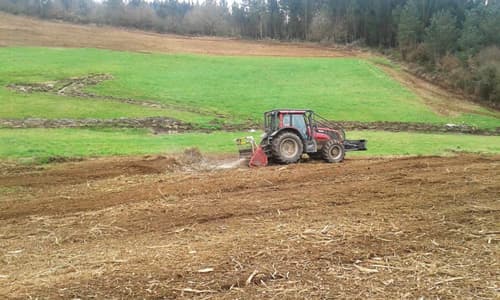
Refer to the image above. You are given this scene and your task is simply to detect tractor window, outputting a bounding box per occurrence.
[265,113,271,131]
[265,112,279,132]
[272,114,279,130]
[282,114,291,127]
[291,114,307,136]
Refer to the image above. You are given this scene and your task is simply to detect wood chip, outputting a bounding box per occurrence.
[197,267,214,273]
[173,227,190,233]
[246,269,259,286]
[179,288,216,294]
[320,225,330,234]
[353,264,379,273]
[434,277,465,285]
[145,245,171,249]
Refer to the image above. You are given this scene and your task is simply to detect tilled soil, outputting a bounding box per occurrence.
[0,155,498,299]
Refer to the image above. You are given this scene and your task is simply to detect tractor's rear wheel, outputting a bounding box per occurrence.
[271,132,303,164]
[322,140,345,163]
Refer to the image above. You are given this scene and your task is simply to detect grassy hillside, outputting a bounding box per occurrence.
[1,47,498,129]
[1,47,498,162]
[1,128,499,163]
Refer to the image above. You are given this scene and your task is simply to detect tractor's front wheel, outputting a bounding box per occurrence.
[271,132,303,164]
[322,140,345,163]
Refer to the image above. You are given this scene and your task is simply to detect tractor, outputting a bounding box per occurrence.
[237,109,366,167]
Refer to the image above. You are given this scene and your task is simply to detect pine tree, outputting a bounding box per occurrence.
[425,10,459,59]
[459,7,485,56]
[397,0,423,58]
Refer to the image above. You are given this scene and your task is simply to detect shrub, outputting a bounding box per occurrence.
[407,43,431,64]
[439,54,461,72]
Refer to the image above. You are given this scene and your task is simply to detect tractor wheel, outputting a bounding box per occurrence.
[322,140,345,163]
[271,132,303,164]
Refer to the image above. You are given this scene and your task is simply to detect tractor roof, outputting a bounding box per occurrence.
[265,109,313,114]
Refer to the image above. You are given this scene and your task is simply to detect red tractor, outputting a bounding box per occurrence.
[237,109,366,167]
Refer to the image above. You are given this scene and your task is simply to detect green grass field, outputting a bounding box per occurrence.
[1,47,498,163]
[1,47,498,129]
[1,128,498,163]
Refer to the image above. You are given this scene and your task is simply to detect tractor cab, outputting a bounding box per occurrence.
[264,110,311,139]
[263,109,346,143]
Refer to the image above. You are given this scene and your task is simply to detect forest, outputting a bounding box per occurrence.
[1,0,499,103]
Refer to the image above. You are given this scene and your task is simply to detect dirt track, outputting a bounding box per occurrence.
[0,155,499,299]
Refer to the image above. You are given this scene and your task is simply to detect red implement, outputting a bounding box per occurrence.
[249,146,268,167]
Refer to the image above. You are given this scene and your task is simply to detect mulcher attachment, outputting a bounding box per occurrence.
[235,136,268,167]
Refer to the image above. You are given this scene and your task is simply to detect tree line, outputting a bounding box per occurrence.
[1,0,499,103]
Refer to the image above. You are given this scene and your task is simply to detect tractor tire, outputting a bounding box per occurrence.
[322,140,345,163]
[271,132,303,164]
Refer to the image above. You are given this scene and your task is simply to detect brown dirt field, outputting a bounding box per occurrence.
[0,12,355,57]
[0,155,499,299]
